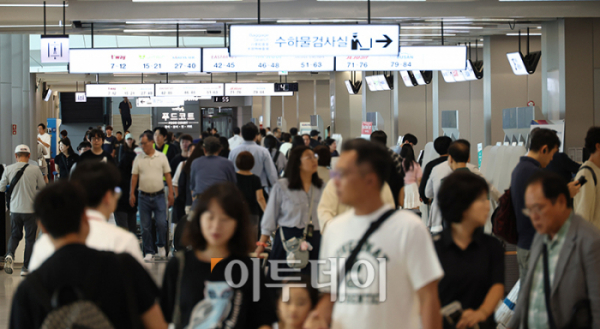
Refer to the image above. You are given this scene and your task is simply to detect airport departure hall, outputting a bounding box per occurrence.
[1,1,600,329]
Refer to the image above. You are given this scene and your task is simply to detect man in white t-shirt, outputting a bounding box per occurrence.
[29,161,144,271]
[37,123,51,162]
[305,139,444,329]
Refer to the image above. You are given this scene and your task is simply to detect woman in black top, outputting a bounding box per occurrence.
[435,171,505,329]
[235,151,267,240]
[54,137,79,180]
[219,136,230,159]
[160,183,277,329]
[115,136,138,234]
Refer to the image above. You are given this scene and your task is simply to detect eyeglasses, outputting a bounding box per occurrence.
[302,154,319,161]
[522,204,547,217]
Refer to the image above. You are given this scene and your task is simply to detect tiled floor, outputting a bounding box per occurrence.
[0,261,167,329]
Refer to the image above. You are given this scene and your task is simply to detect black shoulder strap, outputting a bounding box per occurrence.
[6,164,29,203]
[116,254,142,329]
[273,150,281,164]
[579,166,597,186]
[340,209,396,286]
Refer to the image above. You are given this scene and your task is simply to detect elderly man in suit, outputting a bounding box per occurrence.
[508,171,600,329]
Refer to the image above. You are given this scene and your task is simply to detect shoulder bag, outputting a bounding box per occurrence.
[5,164,29,211]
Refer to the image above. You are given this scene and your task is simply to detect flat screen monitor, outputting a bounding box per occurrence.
[461,60,478,81]
[377,75,391,91]
[400,71,415,87]
[411,70,427,85]
[507,52,529,75]
[441,70,456,83]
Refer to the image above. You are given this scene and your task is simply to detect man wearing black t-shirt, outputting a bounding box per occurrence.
[119,97,133,133]
[79,129,115,164]
[9,181,167,329]
[102,125,118,158]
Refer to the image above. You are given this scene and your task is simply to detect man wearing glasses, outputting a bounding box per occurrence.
[79,128,115,164]
[508,171,600,329]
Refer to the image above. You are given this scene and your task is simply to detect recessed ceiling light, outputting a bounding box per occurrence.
[126,20,217,24]
[123,29,207,33]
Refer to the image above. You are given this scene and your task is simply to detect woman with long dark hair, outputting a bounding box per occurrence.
[400,143,422,210]
[54,137,79,180]
[255,146,323,276]
[115,134,138,233]
[264,135,287,176]
[160,183,277,329]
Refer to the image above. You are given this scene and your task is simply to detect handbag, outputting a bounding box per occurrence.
[280,186,315,269]
[5,164,29,211]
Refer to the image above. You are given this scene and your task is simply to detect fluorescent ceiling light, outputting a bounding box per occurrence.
[402,26,483,30]
[426,18,517,22]
[276,19,367,23]
[124,29,207,33]
[0,24,72,28]
[399,33,456,37]
[506,33,541,36]
[126,20,217,24]
[0,3,67,7]
[133,0,240,2]
[399,39,433,42]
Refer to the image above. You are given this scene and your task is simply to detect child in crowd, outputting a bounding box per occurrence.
[160,183,276,329]
[274,276,319,329]
[235,151,267,240]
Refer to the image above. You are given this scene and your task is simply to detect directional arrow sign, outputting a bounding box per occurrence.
[376,35,392,48]
[230,25,400,56]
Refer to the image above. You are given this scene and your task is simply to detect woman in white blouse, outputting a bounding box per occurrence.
[255,146,324,276]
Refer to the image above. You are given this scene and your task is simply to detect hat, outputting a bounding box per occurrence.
[15,145,30,154]
[310,130,320,137]
[125,133,133,140]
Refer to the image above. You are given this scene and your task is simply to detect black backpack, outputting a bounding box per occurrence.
[579,166,597,186]
[5,164,29,211]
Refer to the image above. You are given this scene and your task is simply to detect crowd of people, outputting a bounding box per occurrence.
[2,120,600,329]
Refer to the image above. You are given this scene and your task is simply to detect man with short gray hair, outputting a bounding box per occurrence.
[0,145,46,276]
[190,136,237,202]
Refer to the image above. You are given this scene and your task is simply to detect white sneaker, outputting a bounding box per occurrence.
[157,248,166,258]
[144,254,154,262]
[4,255,13,275]
[20,268,28,277]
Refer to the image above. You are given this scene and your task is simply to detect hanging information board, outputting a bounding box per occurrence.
[41,36,70,63]
[203,48,334,72]
[69,48,201,74]
[335,46,467,71]
[153,106,201,133]
[85,84,155,97]
[229,25,399,56]
[225,83,293,96]
[155,83,224,97]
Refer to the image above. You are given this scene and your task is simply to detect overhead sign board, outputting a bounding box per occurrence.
[85,84,155,97]
[155,83,224,97]
[224,83,294,96]
[154,106,200,133]
[203,48,334,72]
[69,48,201,74]
[137,96,212,107]
[229,25,399,57]
[335,46,467,71]
[41,36,70,63]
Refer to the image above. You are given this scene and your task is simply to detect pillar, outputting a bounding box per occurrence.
[11,35,23,151]
[0,35,12,165]
[263,96,271,129]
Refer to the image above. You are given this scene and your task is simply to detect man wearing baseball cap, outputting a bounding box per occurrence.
[0,145,46,276]
[309,130,321,149]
